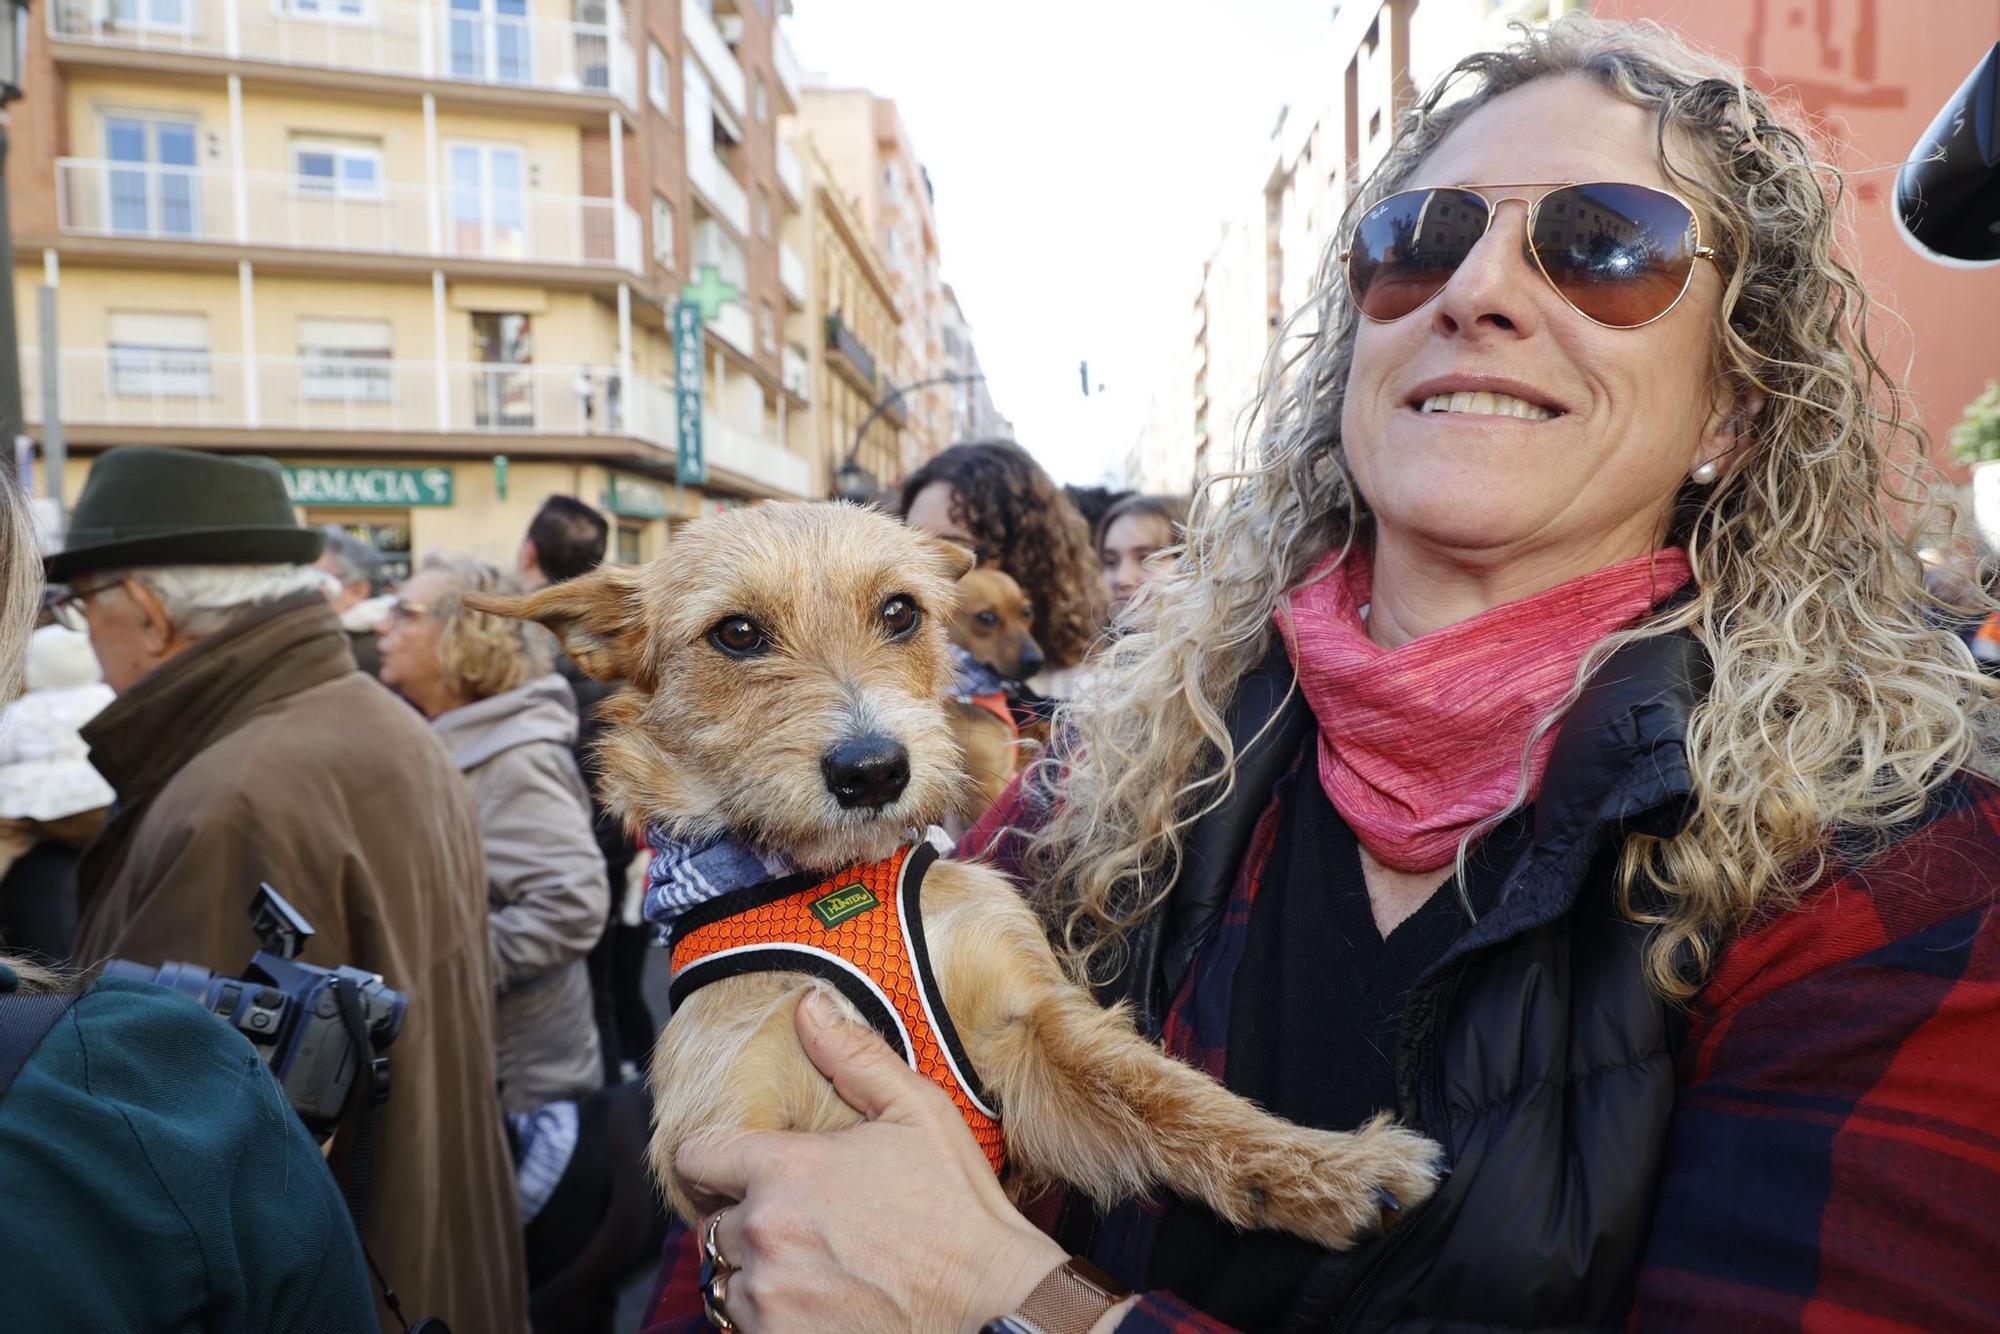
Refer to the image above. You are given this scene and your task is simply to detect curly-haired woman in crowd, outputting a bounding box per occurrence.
[901,441,1109,693]
[379,553,608,1116]
[652,16,2000,1333]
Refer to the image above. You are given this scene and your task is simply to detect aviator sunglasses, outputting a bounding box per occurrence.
[1341,180,1717,329]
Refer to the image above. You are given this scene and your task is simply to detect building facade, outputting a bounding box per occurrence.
[798,131,902,500]
[10,0,826,572]
[796,86,973,475]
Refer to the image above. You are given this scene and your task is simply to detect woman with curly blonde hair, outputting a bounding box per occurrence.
[379,553,608,1115]
[648,17,2000,1333]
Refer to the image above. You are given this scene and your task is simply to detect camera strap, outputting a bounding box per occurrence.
[329,977,449,1334]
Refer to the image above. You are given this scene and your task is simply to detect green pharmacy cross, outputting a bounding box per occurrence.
[681,265,741,321]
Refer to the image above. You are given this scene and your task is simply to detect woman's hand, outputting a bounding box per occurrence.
[676,989,1070,1333]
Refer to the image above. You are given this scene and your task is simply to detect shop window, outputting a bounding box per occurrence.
[312,513,414,585]
[616,522,644,564]
[299,317,393,402]
[107,311,212,398]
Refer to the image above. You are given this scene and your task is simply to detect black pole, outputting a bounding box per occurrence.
[0,116,18,484]
[846,371,984,473]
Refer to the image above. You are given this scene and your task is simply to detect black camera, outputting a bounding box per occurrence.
[103,885,408,1139]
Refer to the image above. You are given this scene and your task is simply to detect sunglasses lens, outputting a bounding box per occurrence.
[1346,189,1489,321]
[1530,183,1700,327]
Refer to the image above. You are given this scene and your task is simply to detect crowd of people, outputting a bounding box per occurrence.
[0,13,1996,1334]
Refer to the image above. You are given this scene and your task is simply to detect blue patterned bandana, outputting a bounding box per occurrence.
[642,827,799,939]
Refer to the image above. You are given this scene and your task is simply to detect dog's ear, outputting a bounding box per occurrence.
[464,565,649,686]
[923,534,978,583]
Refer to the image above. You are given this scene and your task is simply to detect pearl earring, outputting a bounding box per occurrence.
[1690,460,1720,485]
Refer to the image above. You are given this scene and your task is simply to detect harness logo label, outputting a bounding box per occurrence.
[810,882,879,929]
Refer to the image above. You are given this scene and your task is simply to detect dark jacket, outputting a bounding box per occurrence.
[0,975,378,1332]
[1080,631,1708,1330]
[73,593,531,1334]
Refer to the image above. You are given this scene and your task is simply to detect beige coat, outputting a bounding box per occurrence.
[432,673,607,1114]
[75,593,531,1334]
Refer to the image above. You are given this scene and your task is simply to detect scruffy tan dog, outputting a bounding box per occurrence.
[470,502,1440,1252]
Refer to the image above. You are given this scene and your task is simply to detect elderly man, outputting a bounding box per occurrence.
[51,447,530,1334]
[314,525,392,676]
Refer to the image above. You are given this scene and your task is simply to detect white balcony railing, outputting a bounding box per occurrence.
[687,148,749,237]
[629,377,812,496]
[771,25,801,111]
[49,0,636,107]
[55,158,642,271]
[774,137,805,208]
[778,242,805,307]
[680,0,745,119]
[23,346,818,496]
[705,303,753,357]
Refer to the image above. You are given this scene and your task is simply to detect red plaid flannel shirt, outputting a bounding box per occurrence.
[642,770,2000,1331]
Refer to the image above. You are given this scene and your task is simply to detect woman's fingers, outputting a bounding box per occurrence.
[675,1128,790,1204]
[794,989,953,1124]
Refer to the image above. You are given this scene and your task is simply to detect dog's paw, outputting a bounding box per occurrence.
[1244,1114,1445,1251]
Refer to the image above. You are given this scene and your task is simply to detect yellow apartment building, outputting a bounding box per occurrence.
[791,131,900,499]
[796,87,953,474]
[10,0,823,576]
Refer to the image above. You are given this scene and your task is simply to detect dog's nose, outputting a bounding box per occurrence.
[1019,643,1045,678]
[821,735,912,810]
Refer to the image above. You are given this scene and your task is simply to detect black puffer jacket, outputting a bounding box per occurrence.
[1081,630,1710,1330]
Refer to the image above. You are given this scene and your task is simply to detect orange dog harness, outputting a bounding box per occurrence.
[666,842,1006,1174]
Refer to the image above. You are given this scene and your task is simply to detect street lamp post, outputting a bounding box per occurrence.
[837,372,984,504]
[0,0,30,485]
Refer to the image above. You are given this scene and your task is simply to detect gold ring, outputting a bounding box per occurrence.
[702,1207,734,1273]
[703,1267,738,1332]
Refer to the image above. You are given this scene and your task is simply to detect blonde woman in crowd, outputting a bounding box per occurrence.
[651,17,2000,1333]
[379,552,609,1117]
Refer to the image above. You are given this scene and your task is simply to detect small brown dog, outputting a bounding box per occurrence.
[945,566,1044,819]
[471,502,1439,1252]
[949,565,1044,683]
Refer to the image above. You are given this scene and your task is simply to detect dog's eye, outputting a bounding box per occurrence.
[1020,602,1035,625]
[708,615,768,658]
[974,610,999,629]
[880,595,920,640]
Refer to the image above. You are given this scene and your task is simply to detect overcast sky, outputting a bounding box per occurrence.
[788,1,1335,485]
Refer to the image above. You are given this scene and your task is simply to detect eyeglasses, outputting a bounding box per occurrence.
[47,579,124,633]
[1340,180,1718,329]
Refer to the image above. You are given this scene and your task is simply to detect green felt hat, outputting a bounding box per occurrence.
[46,447,325,583]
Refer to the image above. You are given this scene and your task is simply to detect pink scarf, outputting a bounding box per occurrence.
[1276,547,1693,872]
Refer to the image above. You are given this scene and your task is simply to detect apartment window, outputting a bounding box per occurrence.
[292,139,384,199]
[755,188,772,239]
[111,0,192,32]
[652,193,675,269]
[299,317,393,401]
[282,0,371,20]
[758,301,776,355]
[883,161,900,194]
[753,74,768,123]
[648,41,670,115]
[105,115,200,238]
[108,312,211,398]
